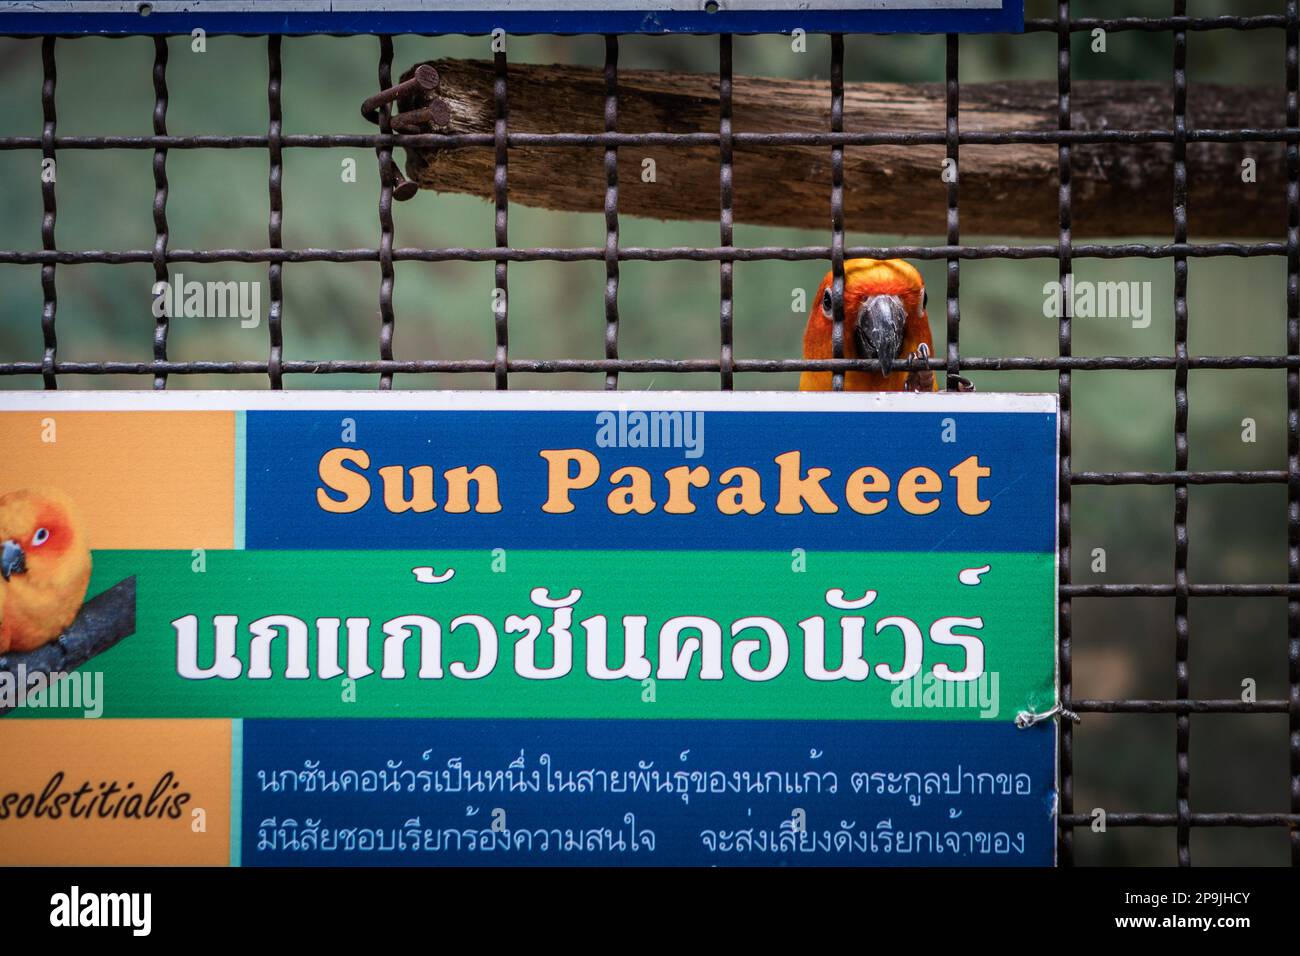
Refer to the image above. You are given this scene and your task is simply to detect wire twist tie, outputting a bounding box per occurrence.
[1015,703,1081,729]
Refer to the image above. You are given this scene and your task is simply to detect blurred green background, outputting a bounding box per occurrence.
[0,0,1295,864]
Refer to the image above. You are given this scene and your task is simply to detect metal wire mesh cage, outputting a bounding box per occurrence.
[0,1,1297,866]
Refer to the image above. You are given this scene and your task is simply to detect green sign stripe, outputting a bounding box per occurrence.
[29,548,1055,721]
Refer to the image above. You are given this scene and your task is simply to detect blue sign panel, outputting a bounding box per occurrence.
[0,1,1024,36]
[244,407,1058,553]
[242,718,1056,865]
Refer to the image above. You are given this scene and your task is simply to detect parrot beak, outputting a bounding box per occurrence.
[856,294,907,375]
[1,539,25,581]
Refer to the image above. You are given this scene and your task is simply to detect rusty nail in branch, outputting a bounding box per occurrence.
[385,162,419,202]
[392,175,420,202]
[361,64,441,124]
[392,100,452,133]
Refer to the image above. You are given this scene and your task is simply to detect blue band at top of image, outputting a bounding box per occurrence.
[0,1,1025,36]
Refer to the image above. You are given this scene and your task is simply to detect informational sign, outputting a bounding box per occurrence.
[0,391,1057,866]
[0,1,1024,36]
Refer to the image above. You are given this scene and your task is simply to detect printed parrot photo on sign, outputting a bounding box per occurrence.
[0,489,94,654]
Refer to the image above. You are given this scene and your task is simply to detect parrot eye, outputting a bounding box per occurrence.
[821,289,833,316]
[922,289,929,311]
[32,527,50,547]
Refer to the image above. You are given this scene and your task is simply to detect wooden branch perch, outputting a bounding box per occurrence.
[0,576,136,714]
[393,58,1284,238]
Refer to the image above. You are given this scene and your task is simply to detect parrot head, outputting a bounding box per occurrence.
[0,489,93,653]
[801,258,934,392]
[0,489,87,582]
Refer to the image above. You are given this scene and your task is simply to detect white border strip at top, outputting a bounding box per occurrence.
[0,390,1058,414]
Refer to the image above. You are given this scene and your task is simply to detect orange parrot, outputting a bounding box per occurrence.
[800,258,936,392]
[0,489,92,654]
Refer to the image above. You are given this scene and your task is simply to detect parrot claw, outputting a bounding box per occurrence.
[904,342,935,393]
[902,342,977,392]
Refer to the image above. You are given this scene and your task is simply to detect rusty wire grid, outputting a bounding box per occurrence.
[0,7,1299,866]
